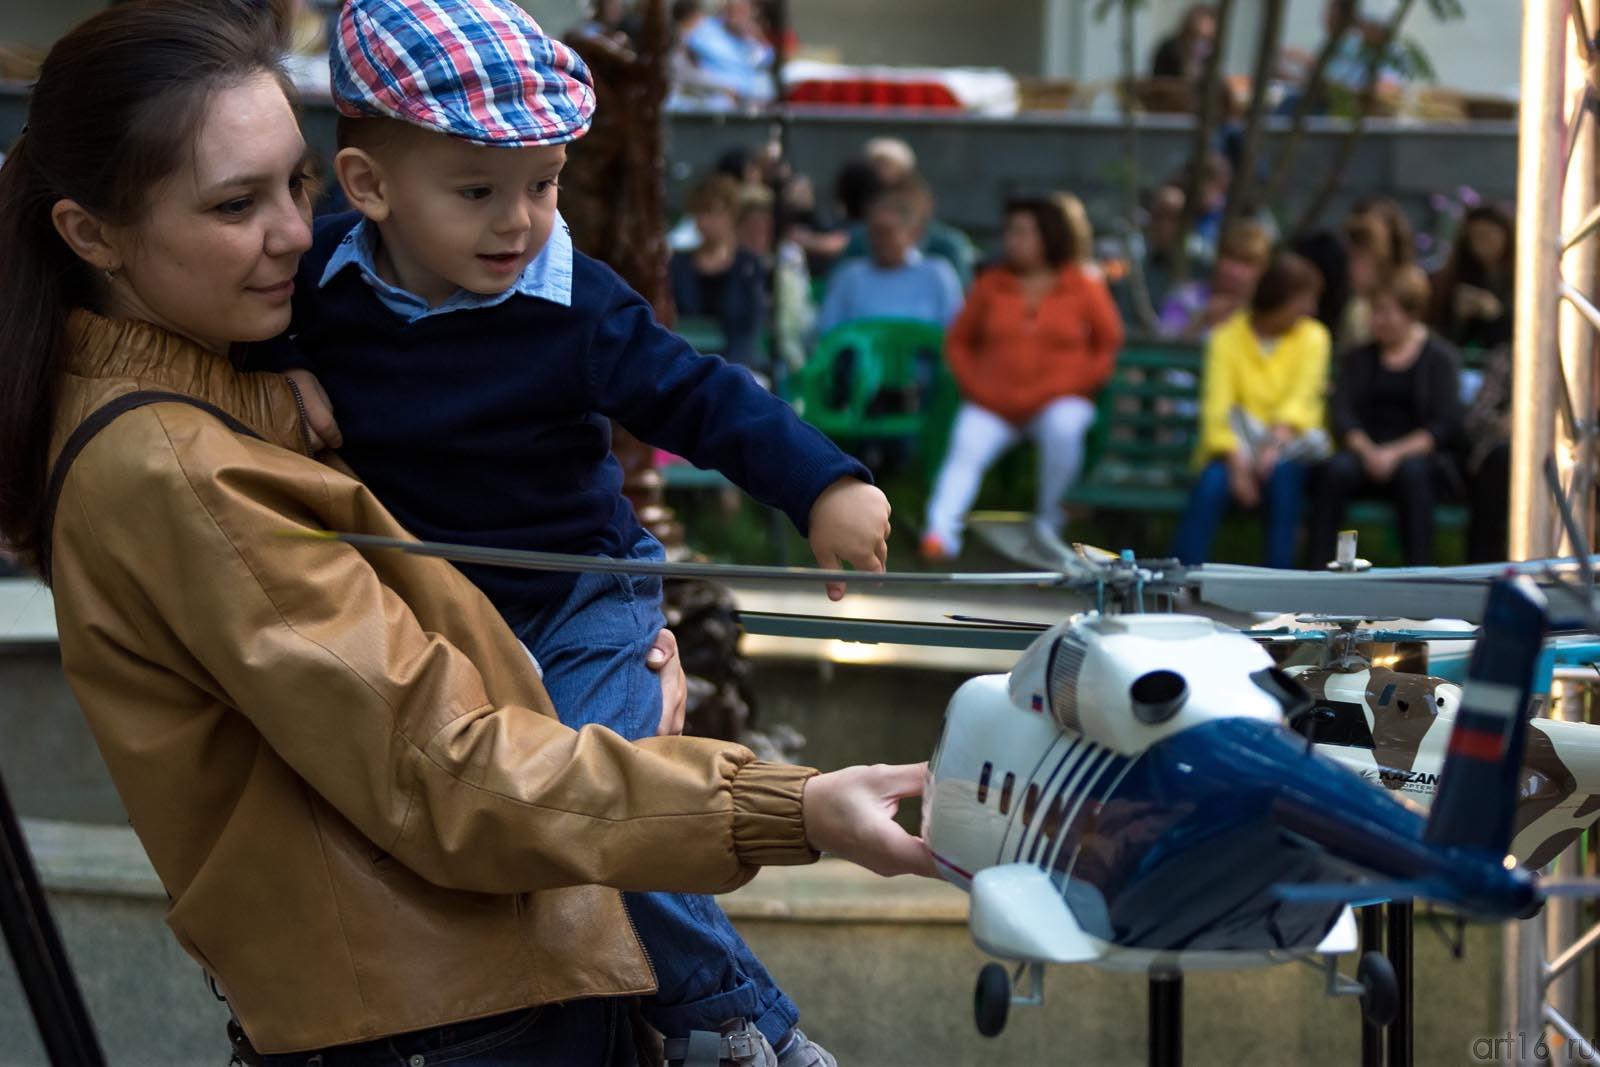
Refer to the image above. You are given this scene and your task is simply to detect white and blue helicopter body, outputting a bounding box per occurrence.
[923,580,1551,1035]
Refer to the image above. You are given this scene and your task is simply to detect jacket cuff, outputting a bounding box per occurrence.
[730,761,820,868]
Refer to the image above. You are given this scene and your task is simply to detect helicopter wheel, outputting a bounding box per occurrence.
[1357,951,1398,1027]
[974,962,1010,1037]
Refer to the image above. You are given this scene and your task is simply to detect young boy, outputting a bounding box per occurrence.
[250,1,887,1064]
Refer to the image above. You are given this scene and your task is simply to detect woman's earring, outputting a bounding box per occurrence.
[103,267,118,283]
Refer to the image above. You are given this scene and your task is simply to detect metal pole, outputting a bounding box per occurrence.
[0,773,105,1065]
[1386,902,1413,1067]
[1509,0,1567,562]
[1509,908,1547,1067]
[1361,905,1384,1067]
[1548,682,1586,1030]
[1148,974,1182,1067]
[1504,4,1593,1055]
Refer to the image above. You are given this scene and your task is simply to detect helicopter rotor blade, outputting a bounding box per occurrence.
[1190,559,1600,624]
[946,614,1053,630]
[295,530,1070,587]
[737,611,1043,650]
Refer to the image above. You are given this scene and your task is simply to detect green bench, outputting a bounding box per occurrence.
[1064,341,1202,513]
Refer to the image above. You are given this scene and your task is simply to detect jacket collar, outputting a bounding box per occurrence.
[66,308,245,397]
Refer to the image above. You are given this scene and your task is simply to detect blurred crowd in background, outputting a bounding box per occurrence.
[0,0,1524,577]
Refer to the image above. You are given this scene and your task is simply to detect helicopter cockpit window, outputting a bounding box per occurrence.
[1296,701,1377,748]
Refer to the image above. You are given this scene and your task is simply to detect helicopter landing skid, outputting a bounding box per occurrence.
[1301,950,1400,1027]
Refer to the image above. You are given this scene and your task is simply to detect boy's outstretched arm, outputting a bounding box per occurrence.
[588,274,880,596]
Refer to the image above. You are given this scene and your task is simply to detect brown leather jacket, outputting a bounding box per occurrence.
[45,311,817,1053]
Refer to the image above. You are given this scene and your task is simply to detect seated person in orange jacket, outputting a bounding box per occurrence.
[922,196,1124,557]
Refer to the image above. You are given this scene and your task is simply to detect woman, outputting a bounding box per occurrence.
[1151,4,1217,85]
[669,172,766,368]
[0,4,929,1062]
[1157,219,1271,339]
[1308,266,1462,567]
[1430,203,1515,351]
[1462,344,1512,563]
[1173,252,1330,569]
[1336,212,1392,349]
[735,183,815,372]
[921,196,1124,559]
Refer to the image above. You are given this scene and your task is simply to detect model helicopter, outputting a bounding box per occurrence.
[303,518,1600,1040]
[919,577,1580,1037]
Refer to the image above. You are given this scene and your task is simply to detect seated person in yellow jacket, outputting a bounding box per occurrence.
[1172,252,1331,569]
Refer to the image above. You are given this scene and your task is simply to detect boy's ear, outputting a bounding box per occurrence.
[50,198,124,273]
[334,147,391,222]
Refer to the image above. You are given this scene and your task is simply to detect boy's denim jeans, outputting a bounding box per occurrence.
[513,529,799,1046]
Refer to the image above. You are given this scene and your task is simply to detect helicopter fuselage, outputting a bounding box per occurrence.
[924,615,1538,974]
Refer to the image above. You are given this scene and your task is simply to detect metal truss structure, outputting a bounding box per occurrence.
[1506,3,1600,1064]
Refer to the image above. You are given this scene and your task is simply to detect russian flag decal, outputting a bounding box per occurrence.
[1031,694,1044,713]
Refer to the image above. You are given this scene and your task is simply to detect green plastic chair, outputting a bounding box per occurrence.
[786,318,947,444]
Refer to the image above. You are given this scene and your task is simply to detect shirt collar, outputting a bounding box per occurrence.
[320,213,574,323]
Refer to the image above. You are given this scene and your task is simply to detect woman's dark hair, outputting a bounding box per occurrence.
[1291,228,1351,332]
[0,0,288,568]
[1428,203,1515,339]
[1250,251,1324,316]
[1441,204,1515,286]
[1004,196,1075,268]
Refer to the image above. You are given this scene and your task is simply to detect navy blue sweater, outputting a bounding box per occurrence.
[253,213,868,628]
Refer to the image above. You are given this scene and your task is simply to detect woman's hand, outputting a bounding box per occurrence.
[802,763,937,878]
[647,628,687,737]
[285,369,343,452]
[1226,451,1260,508]
[807,477,892,601]
[1363,443,1400,483]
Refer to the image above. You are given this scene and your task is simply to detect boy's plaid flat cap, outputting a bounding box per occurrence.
[332,0,595,147]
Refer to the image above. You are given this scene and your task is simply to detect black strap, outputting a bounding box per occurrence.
[39,390,266,584]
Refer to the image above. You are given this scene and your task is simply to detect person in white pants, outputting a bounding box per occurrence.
[926,395,1098,553]
[921,196,1124,558]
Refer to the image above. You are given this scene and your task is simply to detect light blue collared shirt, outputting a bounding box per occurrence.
[319,212,575,323]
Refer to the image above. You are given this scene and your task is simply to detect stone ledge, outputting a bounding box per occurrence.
[22,819,968,924]
[720,859,967,924]
[22,818,164,898]
[0,579,58,649]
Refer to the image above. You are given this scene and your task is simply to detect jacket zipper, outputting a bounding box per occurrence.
[622,900,658,988]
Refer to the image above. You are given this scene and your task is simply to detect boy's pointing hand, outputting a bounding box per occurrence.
[807,477,891,602]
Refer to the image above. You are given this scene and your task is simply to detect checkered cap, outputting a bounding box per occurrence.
[332,0,595,147]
